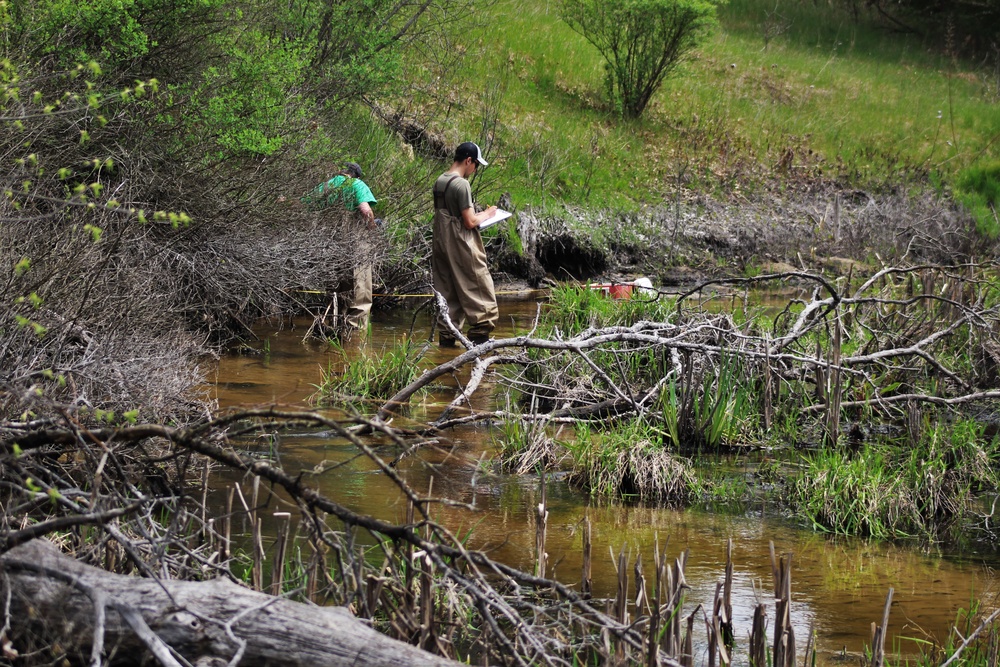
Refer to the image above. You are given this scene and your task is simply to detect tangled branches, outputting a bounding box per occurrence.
[0,403,698,666]
[384,265,1000,444]
[0,54,383,424]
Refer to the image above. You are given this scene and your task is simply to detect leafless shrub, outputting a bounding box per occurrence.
[0,57,382,423]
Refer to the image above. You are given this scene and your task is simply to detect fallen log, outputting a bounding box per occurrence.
[1,539,463,667]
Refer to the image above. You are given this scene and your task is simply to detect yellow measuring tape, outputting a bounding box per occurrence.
[374,290,543,297]
[296,289,543,297]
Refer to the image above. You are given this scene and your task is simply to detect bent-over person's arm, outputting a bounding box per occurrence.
[359,201,375,229]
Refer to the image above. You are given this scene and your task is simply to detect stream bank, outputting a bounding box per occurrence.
[484,183,974,290]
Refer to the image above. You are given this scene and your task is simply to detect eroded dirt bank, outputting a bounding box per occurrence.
[489,184,977,288]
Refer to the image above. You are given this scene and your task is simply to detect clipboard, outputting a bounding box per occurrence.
[478,208,512,230]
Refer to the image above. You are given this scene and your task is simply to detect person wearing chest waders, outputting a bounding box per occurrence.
[302,162,379,335]
[432,142,499,347]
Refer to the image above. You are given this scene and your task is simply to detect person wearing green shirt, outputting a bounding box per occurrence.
[303,162,378,333]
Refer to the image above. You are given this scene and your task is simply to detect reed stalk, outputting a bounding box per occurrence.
[221,486,233,563]
[870,588,894,667]
[826,311,843,446]
[771,542,796,667]
[270,512,291,595]
[535,474,548,579]
[252,516,264,591]
[750,604,768,667]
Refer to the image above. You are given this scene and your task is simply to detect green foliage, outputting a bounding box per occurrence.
[694,354,754,446]
[10,0,223,67]
[408,0,1000,208]
[657,351,758,449]
[559,0,720,119]
[955,162,1000,239]
[540,284,618,334]
[182,33,311,158]
[540,283,675,336]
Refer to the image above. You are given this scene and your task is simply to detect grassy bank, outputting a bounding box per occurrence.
[381,0,999,212]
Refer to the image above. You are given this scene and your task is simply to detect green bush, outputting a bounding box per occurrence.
[559,0,721,118]
[9,0,223,67]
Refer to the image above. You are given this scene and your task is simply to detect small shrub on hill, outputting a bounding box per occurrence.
[559,0,721,119]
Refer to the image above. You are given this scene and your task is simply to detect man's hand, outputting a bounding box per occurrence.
[359,202,376,230]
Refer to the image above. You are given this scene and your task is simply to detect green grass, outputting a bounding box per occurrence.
[312,336,428,410]
[955,162,1000,238]
[389,0,1000,210]
[539,283,677,336]
[792,419,1000,540]
[564,420,695,502]
[896,600,1000,667]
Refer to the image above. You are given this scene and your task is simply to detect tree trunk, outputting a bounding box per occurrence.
[1,539,463,667]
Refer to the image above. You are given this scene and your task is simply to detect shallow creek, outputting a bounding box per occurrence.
[210,298,998,665]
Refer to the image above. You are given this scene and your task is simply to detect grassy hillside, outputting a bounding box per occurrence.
[379,0,1000,213]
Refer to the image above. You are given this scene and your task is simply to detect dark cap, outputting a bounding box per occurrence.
[343,162,363,178]
[455,141,488,167]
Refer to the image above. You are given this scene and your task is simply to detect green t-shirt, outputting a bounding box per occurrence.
[303,175,377,211]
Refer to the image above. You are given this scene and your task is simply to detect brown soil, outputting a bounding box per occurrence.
[488,182,980,289]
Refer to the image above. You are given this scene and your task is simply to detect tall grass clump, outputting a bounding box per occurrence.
[313,336,428,409]
[493,415,569,475]
[792,419,1000,540]
[540,284,676,336]
[660,352,759,449]
[565,420,695,502]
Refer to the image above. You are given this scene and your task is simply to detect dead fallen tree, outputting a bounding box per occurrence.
[0,406,657,667]
[1,538,464,667]
[1,393,998,665]
[0,405,877,667]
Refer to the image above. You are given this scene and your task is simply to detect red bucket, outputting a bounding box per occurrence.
[589,283,633,299]
[608,283,633,299]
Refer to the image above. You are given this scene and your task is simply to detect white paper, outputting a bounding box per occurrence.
[478,208,513,230]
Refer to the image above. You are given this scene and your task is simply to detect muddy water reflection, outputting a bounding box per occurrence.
[212,299,996,665]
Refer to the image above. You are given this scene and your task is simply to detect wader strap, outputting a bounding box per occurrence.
[433,174,461,212]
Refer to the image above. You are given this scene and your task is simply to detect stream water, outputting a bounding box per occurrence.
[209,297,998,666]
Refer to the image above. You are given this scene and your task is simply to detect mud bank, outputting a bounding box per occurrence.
[488,184,978,288]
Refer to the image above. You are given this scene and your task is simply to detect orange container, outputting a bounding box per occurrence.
[589,283,633,299]
[608,283,633,299]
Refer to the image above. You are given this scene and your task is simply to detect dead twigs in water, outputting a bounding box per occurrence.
[385,264,1000,454]
[1,401,994,666]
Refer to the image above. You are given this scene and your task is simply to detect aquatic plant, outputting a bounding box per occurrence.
[565,420,695,502]
[493,414,570,475]
[313,336,428,409]
[792,419,1000,540]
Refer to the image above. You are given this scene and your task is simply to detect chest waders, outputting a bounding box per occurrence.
[431,174,499,343]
